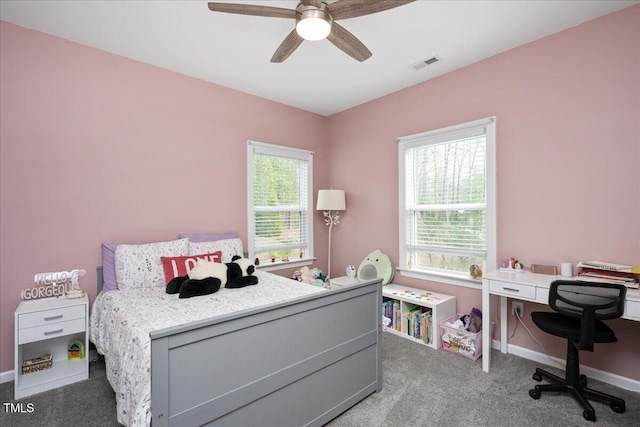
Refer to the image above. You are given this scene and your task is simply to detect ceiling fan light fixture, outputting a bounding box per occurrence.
[296,3,332,41]
[208,0,416,63]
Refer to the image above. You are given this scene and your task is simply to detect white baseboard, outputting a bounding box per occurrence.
[491,339,640,392]
[0,369,14,384]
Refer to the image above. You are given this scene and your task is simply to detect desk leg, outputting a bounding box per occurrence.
[482,279,490,372]
[500,295,508,354]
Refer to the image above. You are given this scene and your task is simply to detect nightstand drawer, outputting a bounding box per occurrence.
[18,305,85,329]
[18,318,86,344]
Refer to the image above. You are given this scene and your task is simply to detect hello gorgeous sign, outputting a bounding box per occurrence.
[22,270,85,300]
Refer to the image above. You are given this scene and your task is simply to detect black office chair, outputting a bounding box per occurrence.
[529,280,627,422]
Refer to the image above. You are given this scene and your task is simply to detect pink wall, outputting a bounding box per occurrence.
[326,5,640,380]
[1,5,638,382]
[0,22,329,373]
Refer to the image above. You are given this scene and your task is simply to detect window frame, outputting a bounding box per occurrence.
[397,117,496,288]
[247,140,315,272]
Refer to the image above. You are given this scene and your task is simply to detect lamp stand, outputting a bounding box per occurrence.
[323,210,341,279]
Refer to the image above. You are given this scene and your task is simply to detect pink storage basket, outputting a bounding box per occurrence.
[439,313,494,361]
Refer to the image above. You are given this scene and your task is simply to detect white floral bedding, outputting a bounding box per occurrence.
[89,270,325,427]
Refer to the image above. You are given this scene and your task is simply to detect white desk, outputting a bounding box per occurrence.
[481,270,640,372]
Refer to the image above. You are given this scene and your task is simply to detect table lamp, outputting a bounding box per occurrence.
[316,189,346,279]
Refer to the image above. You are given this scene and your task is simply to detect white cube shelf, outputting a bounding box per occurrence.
[382,284,456,349]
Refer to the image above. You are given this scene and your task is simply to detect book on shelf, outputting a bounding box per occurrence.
[423,311,432,344]
[407,306,422,337]
[414,309,424,339]
[381,298,403,331]
[394,301,400,331]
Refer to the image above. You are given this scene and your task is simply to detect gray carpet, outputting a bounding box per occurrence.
[326,333,639,427]
[2,332,638,426]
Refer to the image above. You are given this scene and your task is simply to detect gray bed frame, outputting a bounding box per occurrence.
[96,267,382,427]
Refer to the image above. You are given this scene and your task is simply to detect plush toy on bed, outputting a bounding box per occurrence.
[167,256,258,298]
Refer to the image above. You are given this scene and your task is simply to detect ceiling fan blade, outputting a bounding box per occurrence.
[329,0,416,20]
[208,2,296,19]
[326,22,372,62]
[271,29,304,63]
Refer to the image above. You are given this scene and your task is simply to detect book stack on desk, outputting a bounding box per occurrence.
[576,261,639,289]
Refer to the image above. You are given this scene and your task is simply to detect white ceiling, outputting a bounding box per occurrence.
[1,0,638,116]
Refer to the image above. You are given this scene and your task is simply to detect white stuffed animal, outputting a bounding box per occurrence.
[189,259,228,287]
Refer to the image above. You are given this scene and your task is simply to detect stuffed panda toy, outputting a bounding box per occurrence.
[167,255,258,298]
[226,256,255,281]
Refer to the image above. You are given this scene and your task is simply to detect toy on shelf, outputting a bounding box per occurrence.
[67,340,84,360]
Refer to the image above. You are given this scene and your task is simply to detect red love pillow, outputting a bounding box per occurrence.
[161,252,222,284]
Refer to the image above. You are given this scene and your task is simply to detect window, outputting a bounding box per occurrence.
[247,140,314,270]
[398,118,496,287]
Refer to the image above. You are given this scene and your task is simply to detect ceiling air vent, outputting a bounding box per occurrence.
[411,56,441,70]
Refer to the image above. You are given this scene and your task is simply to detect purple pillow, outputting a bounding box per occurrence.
[101,242,119,292]
[177,232,238,243]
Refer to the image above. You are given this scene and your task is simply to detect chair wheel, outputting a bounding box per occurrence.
[579,374,587,386]
[529,389,541,399]
[610,402,625,413]
[583,410,596,422]
[532,372,542,382]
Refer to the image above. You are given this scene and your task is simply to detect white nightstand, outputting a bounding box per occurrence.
[329,276,366,289]
[14,295,89,399]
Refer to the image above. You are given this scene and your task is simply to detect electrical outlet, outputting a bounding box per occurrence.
[512,301,524,318]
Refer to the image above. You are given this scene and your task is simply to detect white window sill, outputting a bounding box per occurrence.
[397,267,482,289]
[256,258,316,272]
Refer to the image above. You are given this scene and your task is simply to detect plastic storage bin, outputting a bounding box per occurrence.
[439,313,494,361]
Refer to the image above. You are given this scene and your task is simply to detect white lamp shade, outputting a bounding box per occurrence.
[316,189,346,211]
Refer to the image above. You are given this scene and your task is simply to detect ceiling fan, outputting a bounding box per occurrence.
[208,0,415,63]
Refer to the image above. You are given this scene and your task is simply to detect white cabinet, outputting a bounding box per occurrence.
[382,284,456,349]
[14,295,89,399]
[329,276,367,289]
[624,298,640,321]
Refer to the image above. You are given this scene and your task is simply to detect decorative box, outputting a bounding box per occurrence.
[21,353,53,375]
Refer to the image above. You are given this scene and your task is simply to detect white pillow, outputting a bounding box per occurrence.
[115,238,189,290]
[188,238,243,263]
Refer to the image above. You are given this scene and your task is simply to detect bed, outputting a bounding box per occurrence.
[90,237,382,427]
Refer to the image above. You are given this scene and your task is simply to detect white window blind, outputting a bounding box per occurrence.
[398,118,496,286]
[247,141,313,267]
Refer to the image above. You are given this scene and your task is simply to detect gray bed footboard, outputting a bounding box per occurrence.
[150,278,382,427]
